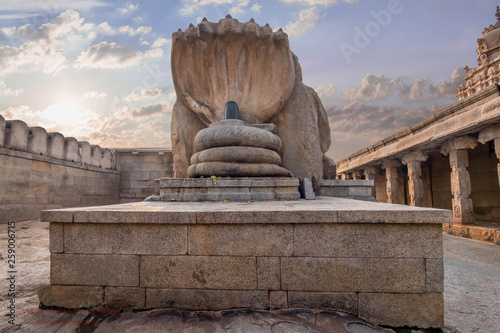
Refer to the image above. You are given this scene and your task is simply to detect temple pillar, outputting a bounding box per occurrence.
[364,167,377,197]
[382,159,401,204]
[402,151,428,207]
[363,167,377,180]
[441,136,478,225]
[478,125,500,187]
[352,170,362,180]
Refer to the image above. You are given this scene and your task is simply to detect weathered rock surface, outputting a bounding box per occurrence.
[171,17,295,125]
[189,117,290,178]
[272,81,331,190]
[193,122,282,153]
[191,146,282,165]
[94,308,395,333]
[187,162,292,178]
[170,16,331,185]
[323,155,337,179]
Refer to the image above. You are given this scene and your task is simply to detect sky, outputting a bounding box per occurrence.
[0,0,498,162]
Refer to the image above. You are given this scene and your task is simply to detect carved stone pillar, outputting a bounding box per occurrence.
[352,170,362,180]
[402,151,428,207]
[364,166,377,197]
[478,125,500,187]
[382,159,401,204]
[441,136,478,225]
[363,167,377,180]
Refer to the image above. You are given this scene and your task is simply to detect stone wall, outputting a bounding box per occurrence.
[0,115,120,223]
[39,198,449,328]
[0,149,120,223]
[429,152,453,211]
[318,180,375,201]
[469,143,500,221]
[116,149,173,203]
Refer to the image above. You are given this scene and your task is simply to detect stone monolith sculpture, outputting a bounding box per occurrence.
[171,15,331,190]
[188,101,293,178]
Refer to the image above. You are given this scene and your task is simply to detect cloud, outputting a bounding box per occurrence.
[316,83,337,98]
[117,102,173,118]
[0,0,109,12]
[399,78,431,102]
[118,2,138,14]
[96,22,115,35]
[83,91,107,99]
[340,73,403,101]
[283,6,319,37]
[251,3,262,13]
[95,22,152,37]
[179,0,245,16]
[16,9,88,42]
[138,119,167,130]
[0,81,23,96]
[74,41,160,69]
[152,37,171,48]
[0,105,32,119]
[0,40,67,75]
[118,25,152,36]
[125,88,164,102]
[280,0,359,6]
[229,0,250,15]
[327,102,446,144]
[0,13,38,21]
[430,67,466,99]
[0,10,99,75]
[340,68,465,103]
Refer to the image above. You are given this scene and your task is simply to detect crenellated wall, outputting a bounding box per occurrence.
[0,115,174,223]
[1,116,116,168]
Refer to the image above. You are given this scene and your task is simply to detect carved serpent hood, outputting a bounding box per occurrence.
[171,15,296,125]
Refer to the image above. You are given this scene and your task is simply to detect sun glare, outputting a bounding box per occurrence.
[43,100,82,124]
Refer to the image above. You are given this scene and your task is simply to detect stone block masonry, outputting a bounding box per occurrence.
[116,149,173,203]
[0,115,175,222]
[39,197,451,329]
[0,148,120,223]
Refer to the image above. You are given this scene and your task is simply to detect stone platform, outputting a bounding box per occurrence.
[38,197,451,328]
[154,177,300,202]
[318,179,376,201]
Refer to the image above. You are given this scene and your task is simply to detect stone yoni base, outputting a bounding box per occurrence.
[154,177,300,202]
[39,198,451,328]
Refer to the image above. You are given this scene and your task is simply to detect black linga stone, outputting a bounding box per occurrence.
[225,101,239,119]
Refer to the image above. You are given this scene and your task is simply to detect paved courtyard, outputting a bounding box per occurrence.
[0,220,498,332]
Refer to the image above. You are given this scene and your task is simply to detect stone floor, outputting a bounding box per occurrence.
[0,220,498,333]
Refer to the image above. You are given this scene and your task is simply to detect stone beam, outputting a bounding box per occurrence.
[402,151,428,207]
[441,136,478,225]
[382,159,401,204]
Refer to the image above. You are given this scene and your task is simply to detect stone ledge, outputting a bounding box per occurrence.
[37,284,104,308]
[358,293,444,328]
[443,222,500,245]
[0,147,120,174]
[321,179,374,187]
[158,177,301,202]
[145,289,268,310]
[40,197,452,224]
